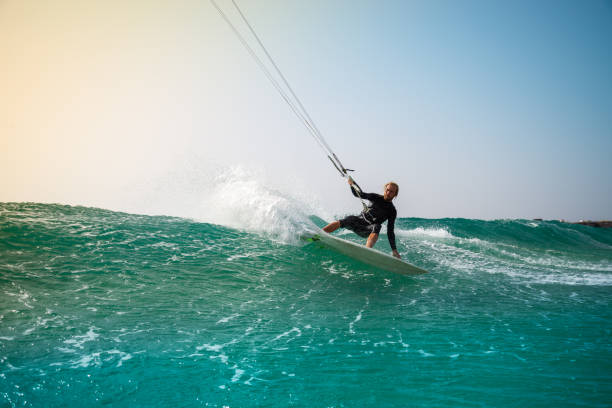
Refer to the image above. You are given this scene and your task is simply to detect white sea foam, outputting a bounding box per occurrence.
[418,350,434,357]
[271,327,302,342]
[348,311,362,335]
[197,343,224,353]
[497,268,612,286]
[519,256,612,272]
[64,349,133,368]
[216,314,240,324]
[194,340,253,385]
[64,327,99,349]
[349,298,369,334]
[23,315,61,336]
[231,367,245,383]
[71,352,101,368]
[109,350,133,367]
[396,227,455,239]
[4,289,35,309]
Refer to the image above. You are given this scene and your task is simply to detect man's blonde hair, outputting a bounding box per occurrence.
[385,182,399,196]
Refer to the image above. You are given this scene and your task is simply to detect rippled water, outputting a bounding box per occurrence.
[1,203,611,407]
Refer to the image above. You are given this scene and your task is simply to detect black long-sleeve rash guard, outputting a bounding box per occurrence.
[350,185,398,251]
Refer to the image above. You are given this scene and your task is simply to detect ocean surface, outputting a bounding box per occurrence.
[1,202,611,407]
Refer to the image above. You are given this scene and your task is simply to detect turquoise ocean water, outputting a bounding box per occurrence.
[1,202,611,407]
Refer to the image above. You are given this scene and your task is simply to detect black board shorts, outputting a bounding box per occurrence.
[339,215,382,238]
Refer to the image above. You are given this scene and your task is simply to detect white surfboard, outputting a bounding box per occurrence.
[305,229,428,276]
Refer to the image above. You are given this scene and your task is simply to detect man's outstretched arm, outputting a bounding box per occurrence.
[348,177,377,201]
[387,214,401,259]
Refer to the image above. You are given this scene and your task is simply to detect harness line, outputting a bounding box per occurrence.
[210,0,371,214]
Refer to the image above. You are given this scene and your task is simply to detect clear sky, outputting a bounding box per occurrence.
[1,0,611,221]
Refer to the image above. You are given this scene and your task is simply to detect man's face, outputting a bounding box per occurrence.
[383,184,398,201]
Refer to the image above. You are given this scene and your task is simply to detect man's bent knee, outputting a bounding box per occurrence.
[323,221,341,233]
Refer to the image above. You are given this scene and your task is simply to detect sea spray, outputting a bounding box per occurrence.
[197,166,327,244]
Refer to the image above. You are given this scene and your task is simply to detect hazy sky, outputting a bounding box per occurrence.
[1,0,611,220]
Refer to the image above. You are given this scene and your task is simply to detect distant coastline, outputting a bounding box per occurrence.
[534,219,612,228]
[572,220,612,228]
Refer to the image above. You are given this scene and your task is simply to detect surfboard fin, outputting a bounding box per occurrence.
[300,233,321,242]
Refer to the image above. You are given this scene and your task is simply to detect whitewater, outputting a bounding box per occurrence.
[1,173,611,407]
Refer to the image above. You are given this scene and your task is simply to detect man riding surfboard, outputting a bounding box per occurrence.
[323,178,401,259]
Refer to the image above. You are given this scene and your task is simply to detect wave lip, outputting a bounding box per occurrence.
[2,202,611,287]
